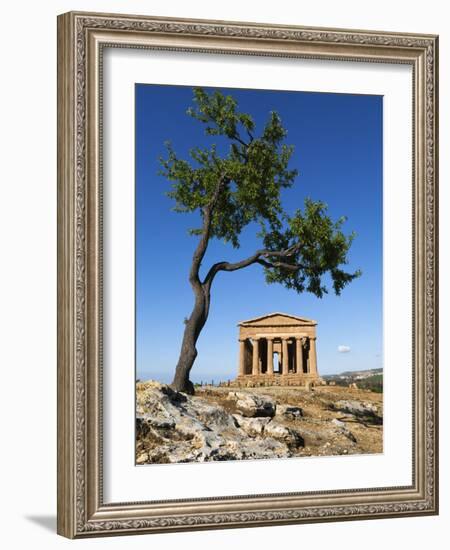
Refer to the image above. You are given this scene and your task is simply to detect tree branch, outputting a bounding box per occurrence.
[255,258,301,272]
[202,243,303,287]
[231,131,249,149]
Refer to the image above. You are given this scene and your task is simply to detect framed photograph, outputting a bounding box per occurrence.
[57,11,439,538]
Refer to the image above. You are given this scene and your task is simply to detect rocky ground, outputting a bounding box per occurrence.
[136,381,383,465]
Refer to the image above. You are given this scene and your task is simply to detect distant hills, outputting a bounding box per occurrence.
[324,368,382,380]
[323,368,383,393]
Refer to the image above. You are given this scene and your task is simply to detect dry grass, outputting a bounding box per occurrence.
[197,385,383,457]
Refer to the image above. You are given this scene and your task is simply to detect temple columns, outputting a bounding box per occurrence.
[238,339,246,376]
[309,337,318,376]
[239,332,318,381]
[281,338,289,375]
[296,337,304,374]
[267,338,274,375]
[252,338,260,375]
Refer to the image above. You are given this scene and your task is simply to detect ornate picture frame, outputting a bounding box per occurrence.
[57,11,438,538]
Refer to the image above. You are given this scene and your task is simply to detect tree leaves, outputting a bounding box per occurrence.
[157,87,361,298]
[260,198,361,297]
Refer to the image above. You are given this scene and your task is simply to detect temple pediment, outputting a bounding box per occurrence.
[238,312,316,327]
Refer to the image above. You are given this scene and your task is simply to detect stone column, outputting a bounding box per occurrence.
[267,338,274,375]
[252,338,260,375]
[239,339,246,376]
[296,337,304,374]
[309,337,318,377]
[282,338,289,375]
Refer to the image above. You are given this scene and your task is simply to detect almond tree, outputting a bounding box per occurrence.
[159,88,361,394]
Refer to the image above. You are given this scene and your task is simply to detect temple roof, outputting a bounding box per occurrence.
[238,312,317,326]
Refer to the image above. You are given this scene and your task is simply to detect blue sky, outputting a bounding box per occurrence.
[135,84,382,382]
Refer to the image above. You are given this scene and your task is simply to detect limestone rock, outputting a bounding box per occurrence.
[333,400,382,423]
[334,399,376,415]
[331,418,357,442]
[138,410,176,429]
[136,382,291,464]
[342,427,357,443]
[264,421,305,448]
[226,391,238,400]
[135,381,382,464]
[136,452,149,464]
[232,414,271,436]
[234,392,276,417]
[285,425,324,445]
[331,418,345,428]
[276,404,303,420]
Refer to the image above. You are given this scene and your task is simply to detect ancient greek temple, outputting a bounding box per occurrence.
[236,313,320,387]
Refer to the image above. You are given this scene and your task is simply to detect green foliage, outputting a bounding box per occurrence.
[261,199,361,297]
[358,374,383,393]
[159,88,297,247]
[158,87,361,298]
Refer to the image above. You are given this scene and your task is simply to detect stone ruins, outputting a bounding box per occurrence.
[235,312,321,387]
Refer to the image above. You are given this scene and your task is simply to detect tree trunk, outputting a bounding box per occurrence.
[171,286,210,394]
[170,180,226,394]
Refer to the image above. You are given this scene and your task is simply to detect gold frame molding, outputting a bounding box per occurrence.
[57,11,439,538]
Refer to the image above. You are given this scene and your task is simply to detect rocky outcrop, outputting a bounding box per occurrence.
[331,399,382,425]
[276,404,304,420]
[136,382,304,464]
[331,418,357,442]
[264,421,305,448]
[232,414,271,436]
[136,382,383,464]
[227,392,276,418]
